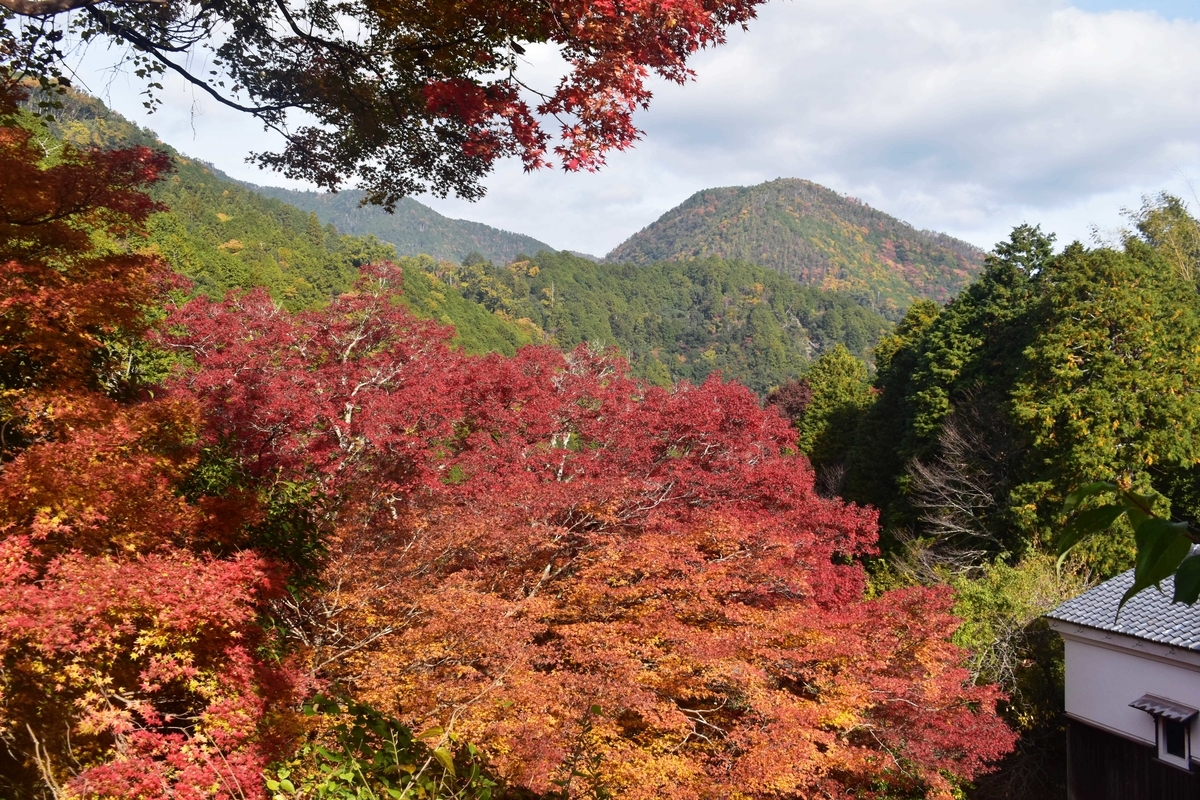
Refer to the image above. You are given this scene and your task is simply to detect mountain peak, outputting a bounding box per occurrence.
[606,178,985,316]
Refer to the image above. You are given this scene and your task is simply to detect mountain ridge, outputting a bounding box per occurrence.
[605,178,986,317]
[32,89,889,393]
[247,185,568,266]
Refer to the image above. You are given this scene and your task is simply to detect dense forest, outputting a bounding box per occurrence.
[250,185,561,266]
[431,250,891,392]
[607,178,987,316]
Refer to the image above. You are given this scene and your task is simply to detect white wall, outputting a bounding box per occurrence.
[1060,631,1200,756]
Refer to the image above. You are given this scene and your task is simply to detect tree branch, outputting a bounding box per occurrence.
[83,5,297,119]
[0,0,163,16]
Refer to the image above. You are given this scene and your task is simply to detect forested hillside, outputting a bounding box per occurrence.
[608,178,985,316]
[32,91,890,393]
[428,251,891,392]
[250,185,561,265]
[37,91,538,355]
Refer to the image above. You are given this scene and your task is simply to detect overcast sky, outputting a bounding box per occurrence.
[72,0,1200,258]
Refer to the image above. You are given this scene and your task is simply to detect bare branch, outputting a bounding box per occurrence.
[26,724,65,800]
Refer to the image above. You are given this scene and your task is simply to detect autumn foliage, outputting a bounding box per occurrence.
[1,79,1014,798]
[0,99,170,448]
[6,0,773,203]
[169,264,1016,798]
[0,86,299,797]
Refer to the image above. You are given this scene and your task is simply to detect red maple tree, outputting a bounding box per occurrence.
[4,0,768,205]
[170,263,1017,798]
[0,85,300,798]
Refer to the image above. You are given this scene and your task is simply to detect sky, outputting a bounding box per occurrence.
[70,0,1200,258]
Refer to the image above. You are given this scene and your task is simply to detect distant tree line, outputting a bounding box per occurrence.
[429,249,892,394]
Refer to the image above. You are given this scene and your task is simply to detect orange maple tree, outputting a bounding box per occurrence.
[170,264,1017,799]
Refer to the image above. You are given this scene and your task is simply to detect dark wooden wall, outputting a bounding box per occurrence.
[1068,719,1200,800]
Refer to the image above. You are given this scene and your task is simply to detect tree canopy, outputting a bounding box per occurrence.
[0,79,1016,797]
[830,221,1200,575]
[1,0,766,205]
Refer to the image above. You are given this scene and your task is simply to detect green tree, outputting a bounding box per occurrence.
[796,344,871,493]
[843,299,940,521]
[1126,192,1200,287]
[844,220,1200,575]
[1015,241,1200,573]
[902,224,1050,448]
[843,226,1055,553]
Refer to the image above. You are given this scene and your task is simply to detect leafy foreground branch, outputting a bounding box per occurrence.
[1,0,768,205]
[1061,481,1200,608]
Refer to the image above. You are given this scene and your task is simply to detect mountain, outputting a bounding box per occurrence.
[39,90,537,355]
[249,186,563,266]
[606,179,986,317]
[33,90,891,391]
[435,251,891,393]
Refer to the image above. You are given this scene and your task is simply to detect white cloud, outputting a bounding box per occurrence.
[71,0,1200,257]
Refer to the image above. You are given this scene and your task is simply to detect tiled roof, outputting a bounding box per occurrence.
[1046,569,1200,651]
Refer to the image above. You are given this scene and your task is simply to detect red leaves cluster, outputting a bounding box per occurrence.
[0,90,297,797]
[540,0,762,170]
[170,262,1016,798]
[0,549,288,797]
[420,0,764,173]
[423,80,550,171]
[0,101,172,447]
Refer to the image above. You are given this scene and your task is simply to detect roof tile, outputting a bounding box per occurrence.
[1046,569,1200,650]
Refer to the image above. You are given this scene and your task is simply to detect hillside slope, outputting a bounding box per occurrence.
[36,91,891,390]
[607,179,985,316]
[40,92,537,355]
[433,251,891,393]
[250,186,560,266]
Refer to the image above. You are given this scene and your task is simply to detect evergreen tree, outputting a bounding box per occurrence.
[1011,241,1200,570]
[797,345,871,494]
[843,222,1200,574]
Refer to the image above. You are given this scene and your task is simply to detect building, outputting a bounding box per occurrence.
[1047,570,1200,799]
